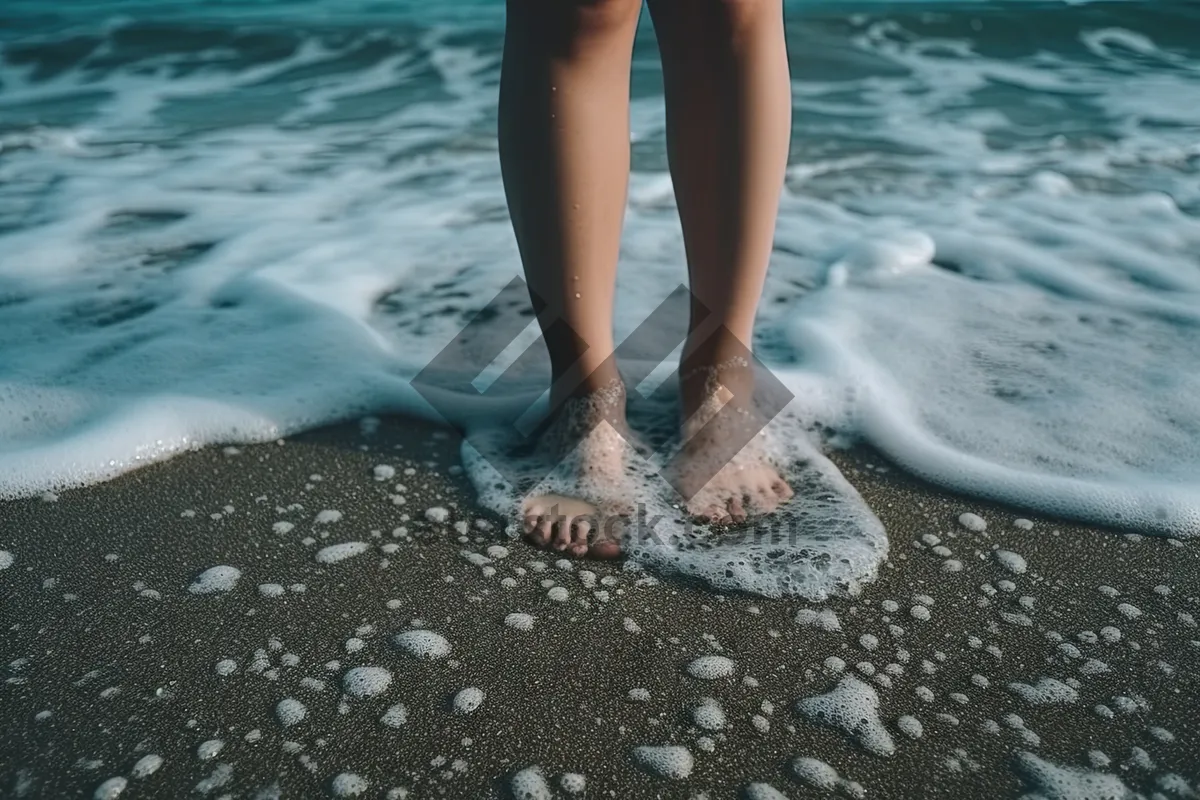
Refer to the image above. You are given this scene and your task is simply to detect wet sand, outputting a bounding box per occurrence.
[1,415,1197,799]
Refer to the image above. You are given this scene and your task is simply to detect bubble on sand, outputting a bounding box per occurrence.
[958,513,987,532]
[374,465,396,480]
[692,698,727,731]
[315,510,343,524]
[215,659,237,676]
[632,745,694,779]
[505,613,535,632]
[795,608,842,632]
[791,757,840,790]
[197,740,224,760]
[1008,677,1079,705]
[1116,603,1142,619]
[131,754,163,778]
[452,686,485,714]
[510,767,552,800]
[425,507,449,523]
[93,777,127,799]
[272,521,294,534]
[0,551,13,570]
[744,783,789,800]
[331,772,369,797]
[188,565,241,594]
[1014,751,1131,800]
[547,586,569,602]
[1014,519,1034,530]
[687,655,736,680]
[559,773,586,794]
[380,704,408,728]
[628,688,651,702]
[316,542,369,564]
[897,715,923,739]
[796,676,895,757]
[995,550,1027,574]
[343,667,391,698]
[258,583,286,598]
[276,698,307,726]
[393,630,451,660]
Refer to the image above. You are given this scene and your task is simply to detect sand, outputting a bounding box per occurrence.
[0,416,1197,798]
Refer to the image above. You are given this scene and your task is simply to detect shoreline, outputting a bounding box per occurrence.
[2,414,1197,798]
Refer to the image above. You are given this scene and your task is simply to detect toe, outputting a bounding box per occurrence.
[728,495,747,523]
[552,518,573,551]
[755,487,780,514]
[772,479,794,501]
[532,516,554,546]
[569,519,591,557]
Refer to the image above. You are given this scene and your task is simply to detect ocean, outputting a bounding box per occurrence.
[2,0,1198,595]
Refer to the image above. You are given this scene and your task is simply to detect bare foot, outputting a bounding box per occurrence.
[670,359,794,524]
[521,382,631,558]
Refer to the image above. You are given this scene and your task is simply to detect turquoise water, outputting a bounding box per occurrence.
[2,0,1199,591]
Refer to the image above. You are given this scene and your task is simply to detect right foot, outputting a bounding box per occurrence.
[521,381,632,559]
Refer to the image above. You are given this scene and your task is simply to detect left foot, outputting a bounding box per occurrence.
[669,359,794,524]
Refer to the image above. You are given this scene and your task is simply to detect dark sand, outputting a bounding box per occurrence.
[1,416,1197,799]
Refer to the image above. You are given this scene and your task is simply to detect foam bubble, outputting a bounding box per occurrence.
[452,687,485,714]
[691,698,726,731]
[93,777,127,799]
[995,550,1028,574]
[632,746,694,780]
[196,740,224,760]
[0,551,13,570]
[510,767,552,800]
[343,667,392,698]
[1014,751,1131,800]
[791,757,840,790]
[315,542,370,564]
[744,783,789,800]
[686,655,736,680]
[1007,677,1079,705]
[505,613,535,632]
[130,755,163,779]
[393,630,451,660]
[796,676,895,756]
[331,773,369,798]
[559,773,586,795]
[188,566,240,595]
[275,698,307,726]
[380,704,408,728]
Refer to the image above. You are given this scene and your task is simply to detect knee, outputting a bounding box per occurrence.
[565,0,644,37]
[711,0,781,31]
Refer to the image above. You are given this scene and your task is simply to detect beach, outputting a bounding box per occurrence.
[2,415,1196,798]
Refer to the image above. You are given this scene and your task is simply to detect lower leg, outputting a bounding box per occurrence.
[499,0,641,406]
[499,0,642,554]
[648,0,791,410]
[648,0,794,520]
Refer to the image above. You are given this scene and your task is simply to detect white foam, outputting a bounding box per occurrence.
[796,676,895,757]
[510,767,552,800]
[995,550,1027,574]
[632,745,694,780]
[343,667,392,698]
[0,551,13,570]
[504,613,535,632]
[1007,677,1079,705]
[1014,751,1131,800]
[558,773,586,795]
[380,703,408,728]
[791,757,840,790]
[331,773,369,798]
[315,510,343,525]
[275,698,307,726]
[452,687,485,714]
[196,740,224,760]
[187,565,240,595]
[686,655,736,680]
[93,777,127,799]
[130,755,163,779]
[744,784,789,800]
[393,630,451,660]
[315,542,370,564]
[691,698,726,731]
